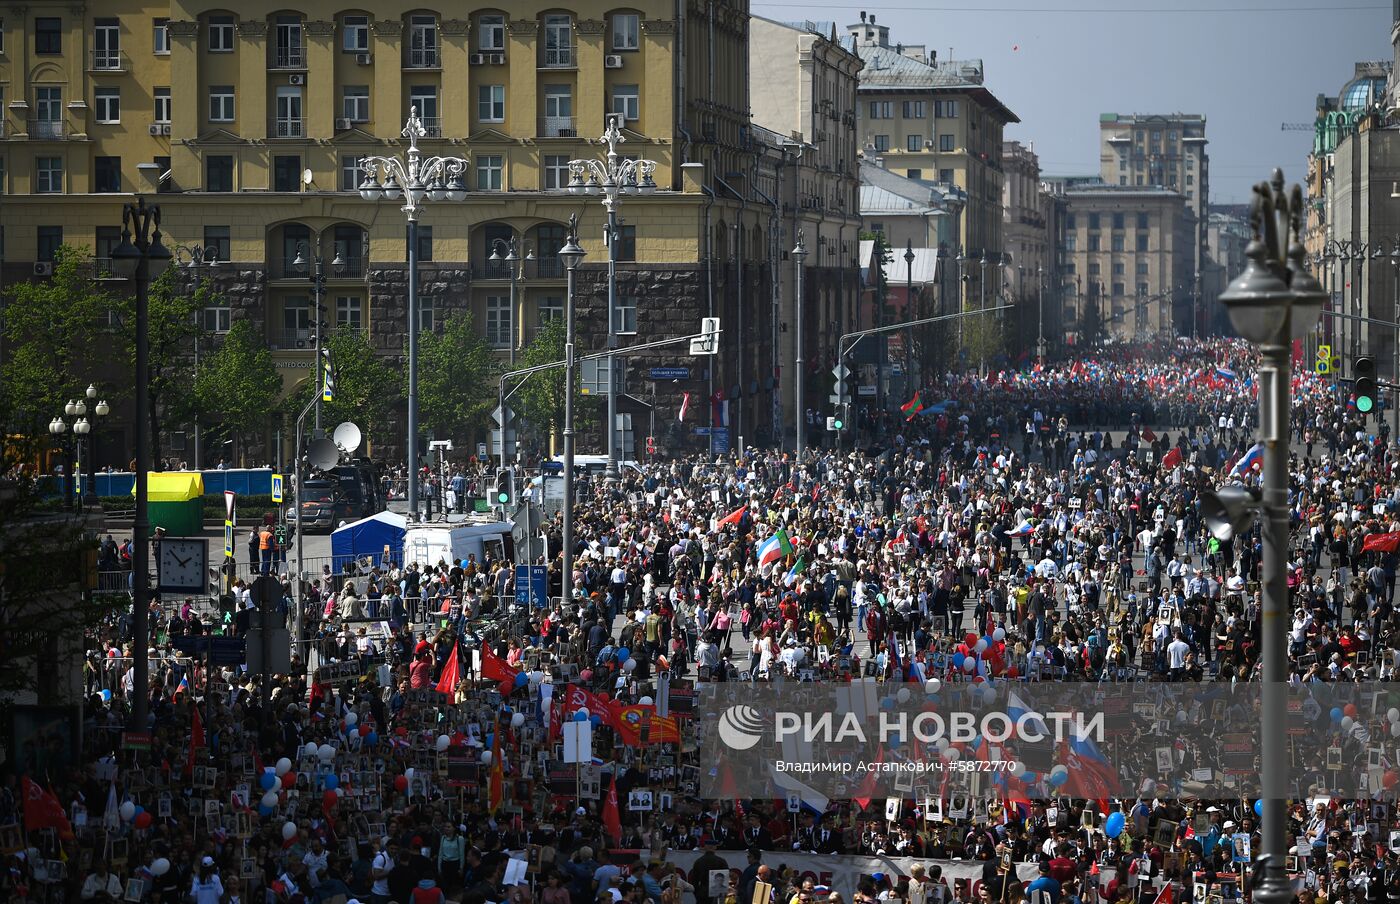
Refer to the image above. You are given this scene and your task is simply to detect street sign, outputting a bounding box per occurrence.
[711,426,731,453]
[1316,344,1332,375]
[514,563,549,608]
[122,731,152,751]
[857,385,877,397]
[270,473,284,503]
[223,519,233,559]
[477,442,488,459]
[650,367,691,380]
[828,394,843,405]
[693,426,711,436]
[492,404,514,426]
[170,635,247,666]
[832,364,850,380]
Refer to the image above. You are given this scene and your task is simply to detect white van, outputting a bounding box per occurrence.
[550,455,647,478]
[403,518,513,568]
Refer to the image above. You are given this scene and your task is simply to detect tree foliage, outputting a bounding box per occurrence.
[515,319,590,446]
[284,326,400,444]
[0,245,130,435]
[194,320,282,465]
[139,269,213,466]
[416,312,498,442]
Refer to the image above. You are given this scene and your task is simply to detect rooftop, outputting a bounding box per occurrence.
[859,161,961,214]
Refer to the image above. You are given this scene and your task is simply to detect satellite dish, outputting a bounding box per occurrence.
[302,168,314,186]
[307,438,340,472]
[333,422,362,455]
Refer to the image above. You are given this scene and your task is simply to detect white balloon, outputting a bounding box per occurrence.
[896,687,911,703]
[344,711,358,726]
[576,707,590,718]
[1051,765,1069,779]
[974,639,989,654]
[1341,716,1355,732]
[404,768,415,782]
[1389,708,1400,723]
[150,858,171,877]
[962,657,976,673]
[334,787,344,798]
[435,734,451,752]
[530,670,545,684]
[1391,722,1400,738]
[511,712,526,728]
[317,743,335,762]
[993,628,1006,642]
[304,741,319,758]
[924,678,942,695]
[623,659,637,672]
[119,801,136,822]
[275,757,292,776]
[945,748,962,762]
[935,737,950,751]
[269,775,282,793]
[261,790,278,809]
[282,821,298,841]
[638,696,654,706]
[481,750,493,765]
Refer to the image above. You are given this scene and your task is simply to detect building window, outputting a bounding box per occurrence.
[1088,262,1101,276]
[418,296,434,333]
[1088,213,1100,230]
[35,17,61,54]
[342,86,369,122]
[342,14,368,51]
[907,168,921,180]
[409,86,438,134]
[615,225,636,262]
[95,87,121,123]
[581,357,612,395]
[1065,234,1077,252]
[906,134,922,152]
[336,296,362,329]
[208,15,234,52]
[868,101,893,119]
[209,86,234,122]
[153,18,170,54]
[1136,261,1149,276]
[477,85,505,122]
[206,155,233,191]
[340,155,360,191]
[1111,213,1124,230]
[543,84,572,119]
[934,100,958,118]
[202,304,230,333]
[1111,234,1124,252]
[204,225,230,261]
[273,155,300,192]
[1185,174,1194,186]
[539,296,563,324]
[477,155,503,190]
[408,15,438,68]
[614,296,638,334]
[612,13,639,50]
[486,296,511,347]
[1088,234,1100,252]
[414,225,433,261]
[1136,234,1148,252]
[902,101,925,118]
[94,156,121,192]
[37,226,63,261]
[154,87,171,123]
[543,14,572,67]
[938,168,954,183]
[36,157,63,193]
[543,155,570,190]
[871,135,890,152]
[933,133,953,152]
[478,14,505,51]
[1112,261,1125,276]
[1113,282,1125,297]
[611,85,639,122]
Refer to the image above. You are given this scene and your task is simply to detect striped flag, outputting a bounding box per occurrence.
[678,392,691,422]
[1230,442,1264,477]
[321,348,335,403]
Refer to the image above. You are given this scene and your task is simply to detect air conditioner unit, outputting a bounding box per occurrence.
[605,54,623,69]
[289,74,304,85]
[296,339,307,349]
[33,262,53,276]
[149,124,162,135]
[469,53,485,65]
[355,53,373,65]
[335,118,352,130]
[488,52,505,64]
[160,124,171,135]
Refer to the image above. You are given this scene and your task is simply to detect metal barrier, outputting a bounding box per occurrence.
[88,655,195,695]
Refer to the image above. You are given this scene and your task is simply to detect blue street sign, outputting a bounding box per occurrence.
[515,564,549,608]
[711,426,731,453]
[650,367,691,380]
[693,427,711,436]
[171,635,246,666]
[270,473,284,503]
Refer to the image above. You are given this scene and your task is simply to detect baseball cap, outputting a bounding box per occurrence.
[202,856,215,867]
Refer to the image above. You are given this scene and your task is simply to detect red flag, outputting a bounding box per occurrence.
[436,641,462,695]
[488,723,505,814]
[853,746,885,810]
[609,704,680,746]
[1141,427,1156,442]
[717,504,746,528]
[1160,447,1183,470]
[187,704,205,777]
[1152,883,1173,904]
[602,773,623,844]
[1364,531,1400,553]
[480,644,521,695]
[21,777,73,840]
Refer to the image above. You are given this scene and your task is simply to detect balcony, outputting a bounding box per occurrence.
[271,46,306,69]
[537,116,576,138]
[90,50,130,72]
[474,258,565,280]
[91,257,120,279]
[541,47,575,68]
[406,47,440,69]
[419,117,442,137]
[271,117,305,139]
[269,328,314,351]
[27,119,68,139]
[268,256,366,280]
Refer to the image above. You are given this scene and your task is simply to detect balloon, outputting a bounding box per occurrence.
[317,743,335,762]
[259,804,276,817]
[100,689,112,702]
[150,858,171,877]
[282,821,298,841]
[965,633,978,647]
[574,710,589,722]
[975,638,989,654]
[133,805,144,816]
[120,801,136,822]
[275,757,292,776]
[946,748,962,762]
[405,768,415,782]
[282,771,297,789]
[896,687,912,703]
[514,672,529,688]
[304,741,319,757]
[963,657,976,673]
[134,811,153,829]
[639,696,654,706]
[322,773,339,791]
[511,712,526,728]
[394,775,409,792]
[1385,771,1400,790]
[590,715,603,727]
[481,750,493,765]
[1254,800,1264,817]
[993,628,1006,642]
[1020,770,1036,783]
[1391,723,1400,739]
[436,734,451,752]
[358,723,371,737]
[925,678,941,695]
[1341,716,1355,732]
[1105,812,1126,838]
[1389,708,1400,723]
[345,711,358,726]
[617,648,631,663]
[530,670,545,684]
[366,731,378,746]
[261,791,278,809]
[1330,707,1344,723]
[260,772,279,791]
[1344,704,1358,718]
[624,659,637,672]
[953,653,966,669]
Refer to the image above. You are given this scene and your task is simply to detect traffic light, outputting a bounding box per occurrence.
[494,468,514,506]
[826,416,844,432]
[1354,356,1377,415]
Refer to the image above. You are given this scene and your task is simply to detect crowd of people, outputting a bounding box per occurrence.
[8,338,1400,904]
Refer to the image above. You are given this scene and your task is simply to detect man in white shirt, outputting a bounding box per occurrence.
[191,857,226,904]
[371,838,398,903]
[1167,630,1191,680]
[81,863,122,901]
[303,837,329,887]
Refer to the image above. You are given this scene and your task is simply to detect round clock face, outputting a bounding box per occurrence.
[159,540,205,590]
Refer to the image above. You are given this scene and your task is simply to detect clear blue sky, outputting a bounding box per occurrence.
[749,0,1390,203]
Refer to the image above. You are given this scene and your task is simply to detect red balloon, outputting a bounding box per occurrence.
[134,811,153,829]
[1385,771,1399,790]
[394,774,409,792]
[1344,704,1358,718]
[322,790,338,811]
[282,772,296,788]
[358,723,372,737]
[965,633,978,647]
[395,726,408,737]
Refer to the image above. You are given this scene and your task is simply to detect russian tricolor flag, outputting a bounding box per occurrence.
[1009,520,1034,538]
[1230,442,1264,477]
[756,534,784,568]
[1214,367,1237,381]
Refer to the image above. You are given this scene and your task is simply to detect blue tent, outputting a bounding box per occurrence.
[330,511,407,572]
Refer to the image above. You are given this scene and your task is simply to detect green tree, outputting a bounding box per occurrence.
[194,319,281,465]
[416,312,498,442]
[515,319,590,448]
[1080,291,1106,349]
[139,268,212,466]
[0,245,130,435]
[284,326,399,443]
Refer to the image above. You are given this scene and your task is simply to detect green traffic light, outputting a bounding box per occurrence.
[1358,395,1375,413]
[833,419,843,430]
[498,492,509,503]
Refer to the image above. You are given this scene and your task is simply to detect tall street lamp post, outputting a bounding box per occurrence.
[292,239,345,435]
[1036,266,1046,362]
[792,233,808,458]
[359,108,469,522]
[1207,170,1325,904]
[567,114,657,480]
[110,198,173,732]
[903,241,915,399]
[489,236,534,367]
[174,244,218,467]
[558,216,586,607]
[50,385,109,511]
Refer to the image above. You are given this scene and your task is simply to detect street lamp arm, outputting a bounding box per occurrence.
[838,304,1013,358]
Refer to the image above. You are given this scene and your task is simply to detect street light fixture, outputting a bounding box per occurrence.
[557,215,586,609]
[291,240,346,434]
[903,240,916,400]
[792,233,808,457]
[567,113,657,481]
[108,197,173,733]
[1206,169,1324,904]
[359,107,469,522]
[489,236,536,366]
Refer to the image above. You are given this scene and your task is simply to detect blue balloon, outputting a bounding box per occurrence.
[365,731,378,746]
[260,772,278,791]
[953,653,966,668]
[1330,707,1344,722]
[1254,800,1263,817]
[100,689,112,702]
[133,805,144,816]
[617,648,630,663]
[323,773,339,791]
[1105,812,1126,838]
[590,715,603,727]
[1020,770,1037,783]
[258,804,274,817]
[574,710,589,722]
[514,672,529,688]
[1048,771,1068,787]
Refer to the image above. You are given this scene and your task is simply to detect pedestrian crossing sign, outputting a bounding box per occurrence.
[224,519,233,559]
[1316,344,1332,375]
[270,473,284,504]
